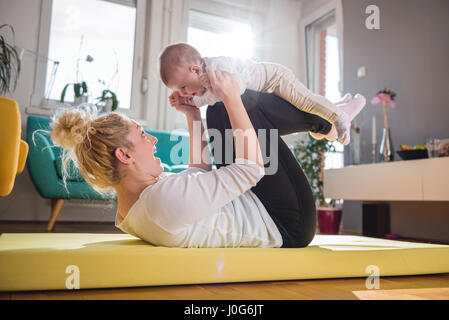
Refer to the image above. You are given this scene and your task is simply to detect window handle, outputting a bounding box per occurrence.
[141,77,148,94]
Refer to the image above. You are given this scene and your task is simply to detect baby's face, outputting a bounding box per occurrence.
[167,66,207,98]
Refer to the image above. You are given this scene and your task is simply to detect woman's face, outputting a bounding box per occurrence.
[126,121,164,178]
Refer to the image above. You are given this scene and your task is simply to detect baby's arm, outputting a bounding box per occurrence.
[248,62,342,124]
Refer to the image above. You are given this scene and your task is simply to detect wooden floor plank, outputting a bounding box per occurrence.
[353,287,449,300]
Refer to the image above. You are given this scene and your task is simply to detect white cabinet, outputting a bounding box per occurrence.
[324,157,449,201]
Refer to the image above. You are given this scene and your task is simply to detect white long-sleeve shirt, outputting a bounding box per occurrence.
[193,56,341,123]
[115,158,283,248]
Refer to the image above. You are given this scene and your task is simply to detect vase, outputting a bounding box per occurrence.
[317,207,342,235]
[379,128,394,161]
[74,95,88,106]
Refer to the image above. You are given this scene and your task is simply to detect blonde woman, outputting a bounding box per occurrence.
[51,69,333,248]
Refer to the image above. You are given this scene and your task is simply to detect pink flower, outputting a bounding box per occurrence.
[371,93,395,108]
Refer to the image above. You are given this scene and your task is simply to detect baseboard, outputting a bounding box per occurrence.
[340,229,362,236]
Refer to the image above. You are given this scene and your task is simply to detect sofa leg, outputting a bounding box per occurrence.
[48,199,65,232]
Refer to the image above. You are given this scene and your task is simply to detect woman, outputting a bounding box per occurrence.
[51,69,333,248]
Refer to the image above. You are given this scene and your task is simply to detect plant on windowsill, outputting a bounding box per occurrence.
[95,89,119,113]
[94,52,120,113]
[0,24,21,96]
[60,81,89,105]
[292,136,343,234]
[59,39,93,106]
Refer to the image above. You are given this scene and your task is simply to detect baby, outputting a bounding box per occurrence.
[159,43,366,145]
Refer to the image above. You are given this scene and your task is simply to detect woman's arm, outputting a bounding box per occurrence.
[186,110,212,171]
[206,68,264,169]
[169,91,213,171]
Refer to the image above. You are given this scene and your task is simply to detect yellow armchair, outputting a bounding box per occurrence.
[0,96,29,196]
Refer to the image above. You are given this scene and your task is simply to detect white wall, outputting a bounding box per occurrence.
[262,0,302,75]
[0,0,304,222]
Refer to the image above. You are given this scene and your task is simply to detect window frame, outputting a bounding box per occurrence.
[304,10,337,95]
[300,0,345,168]
[30,0,147,119]
[299,0,344,94]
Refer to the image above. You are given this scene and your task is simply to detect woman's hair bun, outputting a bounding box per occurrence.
[51,105,98,151]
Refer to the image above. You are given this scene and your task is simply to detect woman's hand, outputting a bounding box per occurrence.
[206,68,240,104]
[169,91,199,117]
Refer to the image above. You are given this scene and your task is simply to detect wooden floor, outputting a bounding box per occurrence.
[1,221,449,300]
[1,274,449,300]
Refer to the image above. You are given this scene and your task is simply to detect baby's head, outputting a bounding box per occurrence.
[159,43,207,97]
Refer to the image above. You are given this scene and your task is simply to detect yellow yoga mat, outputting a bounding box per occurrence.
[1,233,449,292]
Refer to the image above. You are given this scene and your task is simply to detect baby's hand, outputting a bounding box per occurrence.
[169,91,198,116]
[169,92,194,107]
[169,91,182,108]
[179,95,195,106]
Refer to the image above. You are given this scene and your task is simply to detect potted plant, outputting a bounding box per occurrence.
[95,89,119,113]
[60,39,94,105]
[0,24,21,96]
[292,136,343,234]
[60,81,89,105]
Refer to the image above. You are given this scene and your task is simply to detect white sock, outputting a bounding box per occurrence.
[335,94,366,145]
[334,93,352,106]
[310,93,353,141]
[340,94,366,120]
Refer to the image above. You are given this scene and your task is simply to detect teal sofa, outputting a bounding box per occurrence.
[26,115,190,231]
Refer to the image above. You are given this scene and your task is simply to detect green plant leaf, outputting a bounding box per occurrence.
[60,83,71,102]
[74,82,81,97]
[292,137,340,208]
[81,81,88,94]
[0,27,21,96]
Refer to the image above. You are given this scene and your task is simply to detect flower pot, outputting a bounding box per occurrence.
[317,207,342,235]
[74,95,88,106]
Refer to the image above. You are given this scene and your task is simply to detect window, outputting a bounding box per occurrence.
[46,0,135,108]
[305,9,344,169]
[36,0,146,118]
[188,10,254,59]
[187,9,256,119]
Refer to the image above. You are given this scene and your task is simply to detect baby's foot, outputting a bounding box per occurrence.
[335,93,352,107]
[309,93,352,141]
[334,94,366,145]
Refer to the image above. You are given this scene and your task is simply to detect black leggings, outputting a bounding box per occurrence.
[206,90,332,248]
